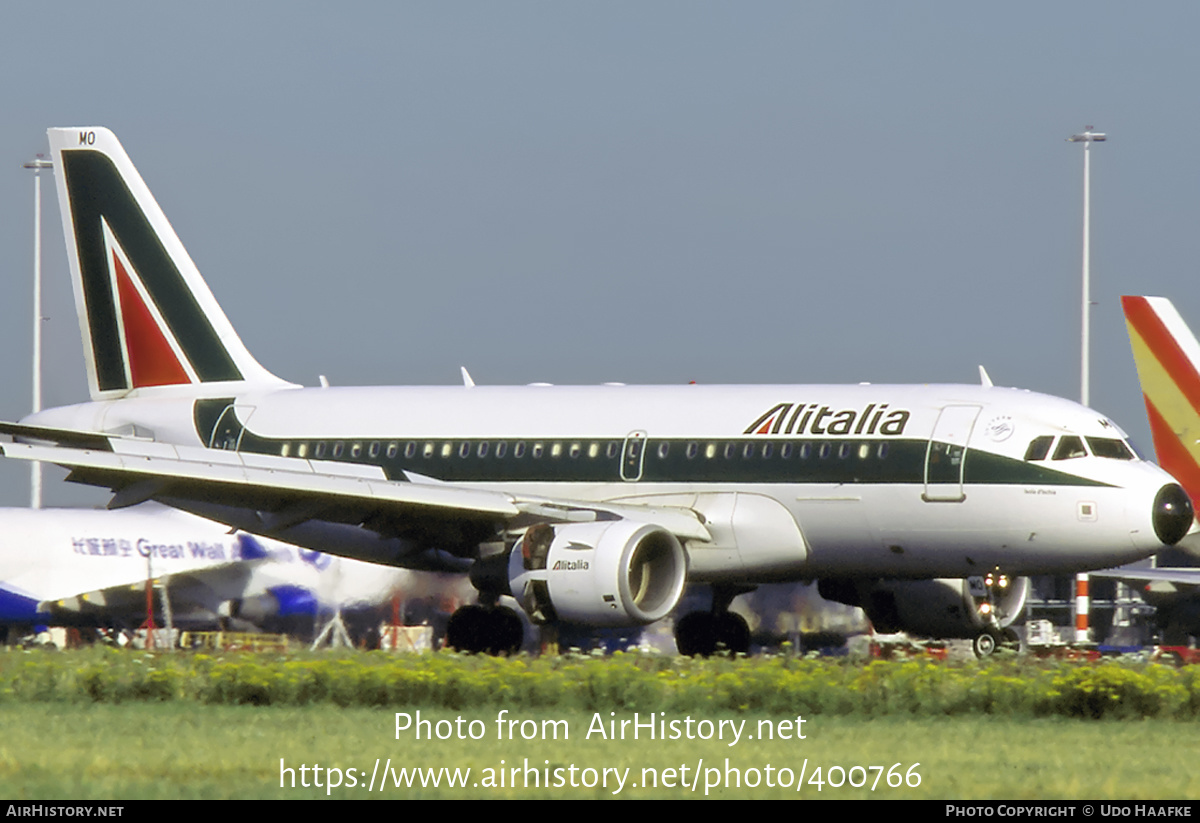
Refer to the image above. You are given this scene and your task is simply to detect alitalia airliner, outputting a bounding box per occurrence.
[0,127,1190,656]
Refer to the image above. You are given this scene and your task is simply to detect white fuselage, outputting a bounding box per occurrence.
[0,501,412,627]
[24,381,1180,582]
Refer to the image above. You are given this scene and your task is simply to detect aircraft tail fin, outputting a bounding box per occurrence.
[1121,295,1200,505]
[47,128,289,401]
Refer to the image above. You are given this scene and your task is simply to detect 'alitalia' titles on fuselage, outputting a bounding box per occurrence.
[744,403,911,437]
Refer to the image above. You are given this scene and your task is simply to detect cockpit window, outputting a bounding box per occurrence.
[1086,437,1135,460]
[1024,436,1054,461]
[1052,435,1088,460]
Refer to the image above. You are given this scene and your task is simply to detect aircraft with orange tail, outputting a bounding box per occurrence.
[1089,296,1200,642]
[1121,295,1200,513]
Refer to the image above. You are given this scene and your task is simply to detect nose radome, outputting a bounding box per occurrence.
[1153,483,1194,546]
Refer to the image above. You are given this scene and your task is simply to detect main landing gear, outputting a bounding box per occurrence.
[444,546,526,655]
[673,586,753,656]
[445,598,524,655]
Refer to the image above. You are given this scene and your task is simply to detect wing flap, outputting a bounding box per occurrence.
[0,421,115,451]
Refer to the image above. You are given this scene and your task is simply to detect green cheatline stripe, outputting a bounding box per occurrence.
[192,403,1110,487]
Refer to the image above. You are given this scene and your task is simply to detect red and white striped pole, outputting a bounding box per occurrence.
[1074,573,1090,643]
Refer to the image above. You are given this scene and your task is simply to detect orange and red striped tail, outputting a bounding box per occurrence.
[1122,295,1200,506]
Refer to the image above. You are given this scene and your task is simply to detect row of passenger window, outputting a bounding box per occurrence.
[1023,435,1134,462]
[280,440,624,460]
[690,441,892,461]
[276,439,895,462]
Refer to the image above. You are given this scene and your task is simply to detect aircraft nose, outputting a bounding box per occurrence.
[1152,483,1193,545]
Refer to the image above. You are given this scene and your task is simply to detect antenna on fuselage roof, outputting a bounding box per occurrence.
[461,367,475,388]
[978,366,994,387]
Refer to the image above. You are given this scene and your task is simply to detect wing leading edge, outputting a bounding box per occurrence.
[0,428,711,568]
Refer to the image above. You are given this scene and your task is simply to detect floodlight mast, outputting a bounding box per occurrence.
[1066,127,1105,645]
[21,156,52,510]
[1066,127,1106,408]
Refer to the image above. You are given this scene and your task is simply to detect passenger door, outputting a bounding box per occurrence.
[923,405,981,502]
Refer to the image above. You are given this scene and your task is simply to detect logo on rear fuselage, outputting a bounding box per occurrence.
[744,403,911,436]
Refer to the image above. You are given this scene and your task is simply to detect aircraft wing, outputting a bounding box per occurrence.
[37,562,256,626]
[0,426,711,565]
[1091,567,1200,589]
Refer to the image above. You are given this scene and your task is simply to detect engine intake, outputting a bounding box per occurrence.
[508,520,687,626]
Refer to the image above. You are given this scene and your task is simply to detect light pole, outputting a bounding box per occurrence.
[22,155,52,510]
[1066,126,1105,644]
[1066,127,1106,408]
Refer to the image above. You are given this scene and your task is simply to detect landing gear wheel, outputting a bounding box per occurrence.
[675,611,751,656]
[446,605,524,655]
[446,604,489,653]
[489,606,524,655]
[675,612,717,657]
[972,631,998,658]
[715,612,751,656]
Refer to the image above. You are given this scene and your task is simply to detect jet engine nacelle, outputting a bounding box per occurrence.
[507,520,687,627]
[219,585,318,623]
[818,576,1029,638]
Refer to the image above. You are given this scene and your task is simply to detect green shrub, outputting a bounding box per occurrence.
[1,647,1199,720]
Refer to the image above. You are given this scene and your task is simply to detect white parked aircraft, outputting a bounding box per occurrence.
[0,127,1191,656]
[0,501,413,642]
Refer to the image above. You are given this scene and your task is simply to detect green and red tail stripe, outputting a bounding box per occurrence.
[48,128,287,400]
[109,243,192,388]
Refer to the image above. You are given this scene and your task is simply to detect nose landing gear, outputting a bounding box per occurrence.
[971,572,1022,658]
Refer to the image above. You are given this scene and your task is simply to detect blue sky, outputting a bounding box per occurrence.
[1,2,1198,505]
